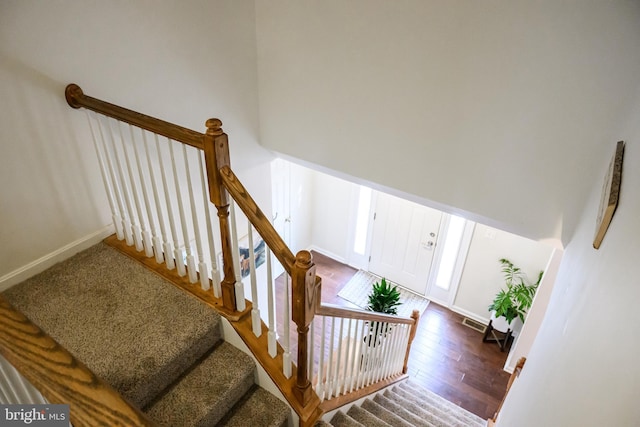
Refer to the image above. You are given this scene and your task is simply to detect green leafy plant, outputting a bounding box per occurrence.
[366,278,401,314]
[488,258,543,324]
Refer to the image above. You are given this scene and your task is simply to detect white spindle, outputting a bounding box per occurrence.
[348,319,363,393]
[266,247,277,358]
[84,111,122,240]
[317,316,326,399]
[94,114,128,242]
[144,132,168,265]
[282,272,291,378]
[155,134,179,271]
[326,317,336,399]
[182,145,207,287]
[247,224,262,337]
[129,125,156,258]
[229,201,246,311]
[380,323,393,380]
[341,318,353,395]
[333,318,345,396]
[377,322,392,382]
[104,117,137,247]
[198,152,220,294]
[116,122,145,252]
[308,318,315,381]
[169,140,195,281]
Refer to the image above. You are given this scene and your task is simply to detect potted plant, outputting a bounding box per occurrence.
[364,278,401,347]
[488,258,543,331]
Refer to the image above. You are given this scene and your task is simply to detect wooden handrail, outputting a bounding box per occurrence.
[65,84,204,150]
[219,165,296,271]
[491,356,526,423]
[0,296,156,427]
[315,302,416,325]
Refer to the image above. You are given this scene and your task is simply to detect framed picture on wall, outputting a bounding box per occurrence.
[593,141,625,249]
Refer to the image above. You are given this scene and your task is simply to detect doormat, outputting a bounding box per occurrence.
[337,270,430,318]
[462,317,487,333]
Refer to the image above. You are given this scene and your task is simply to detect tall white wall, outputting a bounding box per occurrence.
[497,101,640,425]
[255,0,640,244]
[0,1,270,285]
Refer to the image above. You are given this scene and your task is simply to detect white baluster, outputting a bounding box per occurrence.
[247,224,262,337]
[326,317,336,399]
[333,317,345,396]
[390,324,404,375]
[116,122,145,252]
[308,318,315,382]
[94,114,127,241]
[169,140,195,281]
[182,145,207,287]
[317,316,326,400]
[348,319,363,393]
[358,321,374,390]
[104,117,136,247]
[129,126,155,258]
[282,272,291,378]
[266,247,277,357]
[341,318,353,395]
[229,201,246,311]
[155,134,179,271]
[84,111,122,240]
[143,132,167,265]
[197,152,221,296]
[377,322,392,382]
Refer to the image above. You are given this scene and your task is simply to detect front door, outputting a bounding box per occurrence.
[368,192,442,295]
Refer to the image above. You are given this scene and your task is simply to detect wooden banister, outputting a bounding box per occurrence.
[491,356,526,423]
[403,309,420,373]
[315,302,416,325]
[0,295,156,427]
[219,165,296,271]
[65,84,204,150]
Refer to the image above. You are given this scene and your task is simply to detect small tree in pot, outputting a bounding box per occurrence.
[488,258,543,326]
[364,278,401,347]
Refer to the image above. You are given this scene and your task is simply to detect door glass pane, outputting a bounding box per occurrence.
[353,186,372,255]
[435,215,466,290]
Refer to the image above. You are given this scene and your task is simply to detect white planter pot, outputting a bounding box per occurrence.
[490,311,523,335]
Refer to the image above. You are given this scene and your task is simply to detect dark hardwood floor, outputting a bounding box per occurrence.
[276,251,510,420]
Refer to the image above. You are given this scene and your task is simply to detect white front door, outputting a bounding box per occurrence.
[368,192,442,295]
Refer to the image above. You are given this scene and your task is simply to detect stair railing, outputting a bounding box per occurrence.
[0,296,155,426]
[64,84,420,425]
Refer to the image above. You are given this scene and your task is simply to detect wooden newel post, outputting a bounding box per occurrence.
[403,309,420,374]
[203,119,236,312]
[291,250,318,406]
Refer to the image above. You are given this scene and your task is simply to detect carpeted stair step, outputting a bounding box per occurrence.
[217,386,289,427]
[330,410,365,427]
[372,393,433,427]
[145,341,255,427]
[360,398,413,427]
[383,388,460,427]
[346,405,391,426]
[3,243,221,408]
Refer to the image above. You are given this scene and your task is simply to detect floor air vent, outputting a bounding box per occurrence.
[462,317,487,333]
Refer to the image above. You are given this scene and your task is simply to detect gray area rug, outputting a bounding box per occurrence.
[337,270,430,318]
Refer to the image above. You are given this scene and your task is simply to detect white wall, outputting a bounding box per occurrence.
[497,101,640,425]
[255,0,640,245]
[0,1,271,284]
[453,224,554,322]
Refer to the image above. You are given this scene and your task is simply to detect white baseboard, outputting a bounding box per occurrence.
[307,245,348,264]
[449,304,490,326]
[0,225,115,292]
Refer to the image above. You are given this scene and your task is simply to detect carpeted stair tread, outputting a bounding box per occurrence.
[382,389,456,427]
[145,342,255,427]
[330,411,365,427]
[372,393,434,427]
[217,386,289,427]
[346,405,392,427]
[2,243,221,408]
[314,420,333,427]
[395,382,484,426]
[361,398,413,427]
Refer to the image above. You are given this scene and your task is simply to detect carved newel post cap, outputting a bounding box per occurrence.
[205,118,223,136]
[65,83,84,109]
[295,250,313,268]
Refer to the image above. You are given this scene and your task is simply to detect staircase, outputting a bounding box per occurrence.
[318,380,485,427]
[2,242,289,427]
